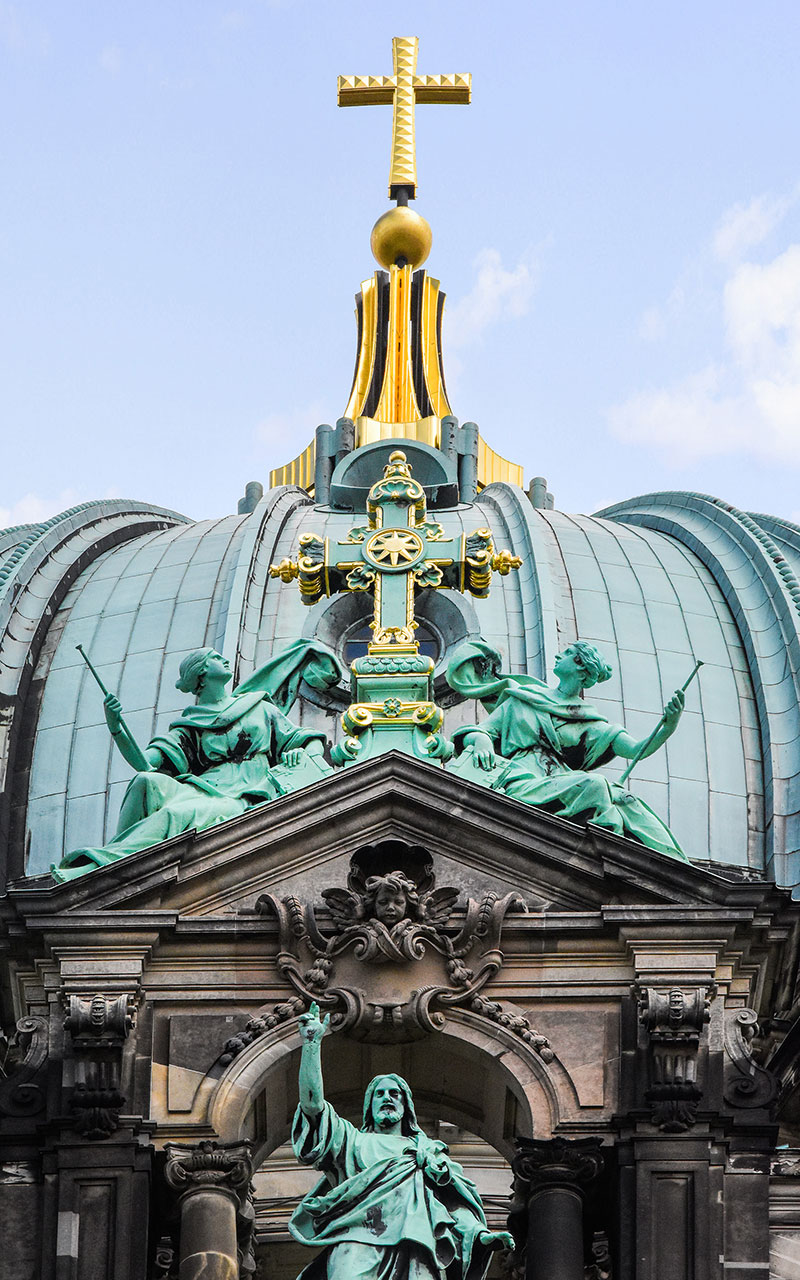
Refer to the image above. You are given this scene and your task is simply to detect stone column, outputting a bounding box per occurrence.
[164,1141,253,1280]
[510,1136,604,1280]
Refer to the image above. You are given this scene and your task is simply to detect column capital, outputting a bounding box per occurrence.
[164,1140,253,1204]
[512,1136,604,1192]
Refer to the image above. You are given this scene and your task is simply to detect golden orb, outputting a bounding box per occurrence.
[370,207,433,270]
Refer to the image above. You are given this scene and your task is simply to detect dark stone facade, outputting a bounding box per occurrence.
[2,754,800,1277]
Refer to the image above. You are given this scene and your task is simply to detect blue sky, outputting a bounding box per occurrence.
[3,1,800,525]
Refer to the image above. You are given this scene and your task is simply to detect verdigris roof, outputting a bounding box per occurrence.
[0,482,795,888]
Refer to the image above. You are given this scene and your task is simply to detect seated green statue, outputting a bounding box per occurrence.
[53,640,343,882]
[290,1002,513,1280]
[446,640,688,861]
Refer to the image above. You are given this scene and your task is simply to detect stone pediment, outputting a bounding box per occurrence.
[3,753,781,924]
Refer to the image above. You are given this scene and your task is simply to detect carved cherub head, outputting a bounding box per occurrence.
[321,869,458,937]
[363,871,419,927]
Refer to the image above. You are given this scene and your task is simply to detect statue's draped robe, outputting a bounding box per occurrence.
[447,641,687,861]
[290,1103,494,1280]
[54,641,337,880]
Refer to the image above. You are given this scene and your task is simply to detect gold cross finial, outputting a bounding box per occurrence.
[338,36,471,200]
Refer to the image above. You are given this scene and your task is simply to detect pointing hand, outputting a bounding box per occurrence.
[298,1001,331,1045]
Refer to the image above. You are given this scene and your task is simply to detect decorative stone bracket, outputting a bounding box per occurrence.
[635,984,714,1132]
[63,992,135,1139]
[0,1014,48,1118]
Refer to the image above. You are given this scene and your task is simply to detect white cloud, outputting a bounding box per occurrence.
[219,10,246,29]
[0,2,22,50]
[0,488,123,530]
[99,44,122,75]
[0,490,81,528]
[712,189,797,263]
[0,2,49,54]
[638,285,687,342]
[445,247,540,351]
[608,189,800,465]
[609,366,752,460]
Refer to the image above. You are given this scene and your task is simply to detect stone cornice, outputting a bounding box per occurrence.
[2,755,792,924]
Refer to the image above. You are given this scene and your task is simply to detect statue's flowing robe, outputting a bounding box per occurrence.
[54,641,337,881]
[447,641,687,861]
[290,1103,495,1280]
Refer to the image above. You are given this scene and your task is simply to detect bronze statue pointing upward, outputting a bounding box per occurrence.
[290,1002,513,1280]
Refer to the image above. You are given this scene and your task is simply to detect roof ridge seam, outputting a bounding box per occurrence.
[0,500,188,592]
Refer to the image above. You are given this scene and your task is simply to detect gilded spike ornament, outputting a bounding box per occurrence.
[338,36,471,199]
[270,451,521,764]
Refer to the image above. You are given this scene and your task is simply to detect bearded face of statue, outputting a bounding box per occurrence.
[369,1077,406,1132]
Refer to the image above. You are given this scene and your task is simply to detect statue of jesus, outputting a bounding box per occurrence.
[289,1002,513,1280]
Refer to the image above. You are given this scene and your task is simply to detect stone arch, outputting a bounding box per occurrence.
[207,1010,577,1166]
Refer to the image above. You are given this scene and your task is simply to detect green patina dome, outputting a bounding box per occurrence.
[0,469,797,886]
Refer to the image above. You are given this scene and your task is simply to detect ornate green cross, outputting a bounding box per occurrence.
[270,451,520,762]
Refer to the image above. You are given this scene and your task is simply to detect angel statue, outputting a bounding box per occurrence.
[54,639,343,882]
[289,1001,514,1280]
[446,639,689,861]
[320,871,460,965]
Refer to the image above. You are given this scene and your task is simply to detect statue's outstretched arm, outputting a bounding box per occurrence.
[478,1229,515,1252]
[612,688,685,761]
[76,644,155,772]
[298,1001,331,1118]
[103,694,159,773]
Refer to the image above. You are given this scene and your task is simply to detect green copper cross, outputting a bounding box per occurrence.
[269,451,521,762]
[331,462,456,646]
[270,451,519,636]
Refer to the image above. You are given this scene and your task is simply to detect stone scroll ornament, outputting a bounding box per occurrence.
[164,1141,256,1278]
[222,864,554,1053]
[0,1015,48,1119]
[723,1007,779,1112]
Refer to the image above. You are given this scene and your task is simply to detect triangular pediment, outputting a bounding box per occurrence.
[5,754,780,927]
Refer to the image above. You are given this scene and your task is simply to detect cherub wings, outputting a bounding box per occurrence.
[321,888,365,930]
[418,887,459,928]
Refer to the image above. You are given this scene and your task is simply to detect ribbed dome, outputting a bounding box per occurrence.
[0,481,793,886]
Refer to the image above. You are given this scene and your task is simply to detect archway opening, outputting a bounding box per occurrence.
[227,1025,542,1280]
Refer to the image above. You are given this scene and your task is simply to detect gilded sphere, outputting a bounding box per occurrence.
[370,207,433,270]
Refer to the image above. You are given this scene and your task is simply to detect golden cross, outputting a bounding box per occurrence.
[338,36,471,200]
